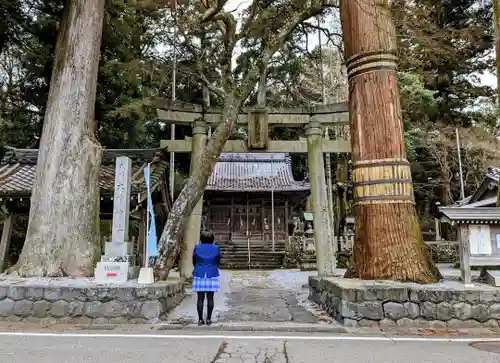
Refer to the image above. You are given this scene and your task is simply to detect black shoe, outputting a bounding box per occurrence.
[198,320,205,326]
[206,319,212,326]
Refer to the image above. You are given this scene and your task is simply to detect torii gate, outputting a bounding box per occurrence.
[156,99,350,278]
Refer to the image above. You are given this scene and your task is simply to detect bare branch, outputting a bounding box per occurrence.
[300,22,342,45]
[200,0,229,23]
[239,0,261,36]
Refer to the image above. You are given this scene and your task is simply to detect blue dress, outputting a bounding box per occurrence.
[192,243,221,292]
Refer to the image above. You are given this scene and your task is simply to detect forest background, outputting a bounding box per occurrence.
[0,0,499,264]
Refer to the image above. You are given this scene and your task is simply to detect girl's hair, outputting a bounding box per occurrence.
[200,230,215,244]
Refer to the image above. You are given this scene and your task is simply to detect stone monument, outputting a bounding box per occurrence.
[95,156,140,283]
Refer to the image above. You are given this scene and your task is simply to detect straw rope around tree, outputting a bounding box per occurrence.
[352,157,414,205]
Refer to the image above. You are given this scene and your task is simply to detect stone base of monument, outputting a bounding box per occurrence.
[138,267,155,284]
[94,262,140,284]
[309,276,500,328]
[0,275,185,323]
[105,241,134,256]
[94,240,140,283]
[485,270,500,287]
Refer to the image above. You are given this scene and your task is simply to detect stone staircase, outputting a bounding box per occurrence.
[219,233,286,269]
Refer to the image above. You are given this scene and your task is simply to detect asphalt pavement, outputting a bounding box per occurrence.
[0,330,499,363]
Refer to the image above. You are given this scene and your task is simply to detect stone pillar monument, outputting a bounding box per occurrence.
[305,122,335,276]
[95,156,140,283]
[180,120,208,278]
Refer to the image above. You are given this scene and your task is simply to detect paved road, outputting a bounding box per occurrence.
[0,331,498,363]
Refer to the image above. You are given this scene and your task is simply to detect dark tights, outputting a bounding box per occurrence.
[197,292,214,321]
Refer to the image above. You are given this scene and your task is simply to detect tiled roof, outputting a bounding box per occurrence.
[439,207,500,223]
[486,166,499,182]
[452,166,499,207]
[206,152,309,192]
[0,148,168,198]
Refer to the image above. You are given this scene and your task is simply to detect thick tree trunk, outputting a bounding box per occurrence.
[155,93,240,279]
[340,0,440,283]
[13,0,104,277]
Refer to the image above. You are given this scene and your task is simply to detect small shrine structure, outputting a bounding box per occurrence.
[439,206,500,286]
[0,147,172,273]
[203,152,309,268]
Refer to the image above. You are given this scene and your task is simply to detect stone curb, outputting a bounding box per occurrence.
[153,322,348,333]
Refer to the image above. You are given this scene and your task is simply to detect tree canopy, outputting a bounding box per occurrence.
[0,0,498,268]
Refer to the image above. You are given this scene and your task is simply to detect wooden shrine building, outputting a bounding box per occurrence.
[203,152,310,268]
[0,147,172,272]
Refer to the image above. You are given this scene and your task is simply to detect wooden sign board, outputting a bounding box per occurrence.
[247,109,269,149]
[468,224,500,267]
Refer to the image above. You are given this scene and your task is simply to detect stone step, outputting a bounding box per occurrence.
[220,249,286,254]
[220,243,286,247]
[220,260,284,269]
[219,242,286,248]
[220,245,286,249]
[221,253,285,257]
[221,251,285,257]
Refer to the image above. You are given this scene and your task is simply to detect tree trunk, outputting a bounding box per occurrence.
[13,0,104,277]
[155,93,240,279]
[340,0,440,283]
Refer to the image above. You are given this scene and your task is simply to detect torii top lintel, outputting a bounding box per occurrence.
[153,99,349,127]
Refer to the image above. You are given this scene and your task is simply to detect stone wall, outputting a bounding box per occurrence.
[0,277,185,324]
[309,276,500,328]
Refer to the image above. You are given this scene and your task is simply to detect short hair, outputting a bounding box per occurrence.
[200,230,215,244]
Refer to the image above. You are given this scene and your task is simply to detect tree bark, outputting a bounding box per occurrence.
[13,0,104,277]
[340,0,440,283]
[155,93,240,279]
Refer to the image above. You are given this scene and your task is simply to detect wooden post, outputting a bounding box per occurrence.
[0,214,15,273]
[138,209,146,267]
[340,0,439,283]
[261,199,265,240]
[458,224,472,285]
[284,199,289,243]
[230,195,234,240]
[434,218,441,241]
[207,200,211,229]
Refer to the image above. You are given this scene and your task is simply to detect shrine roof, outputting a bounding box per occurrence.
[439,207,500,224]
[0,147,169,199]
[450,166,499,208]
[206,152,310,192]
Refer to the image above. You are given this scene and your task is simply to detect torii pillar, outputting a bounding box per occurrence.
[306,122,335,276]
[179,120,208,278]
